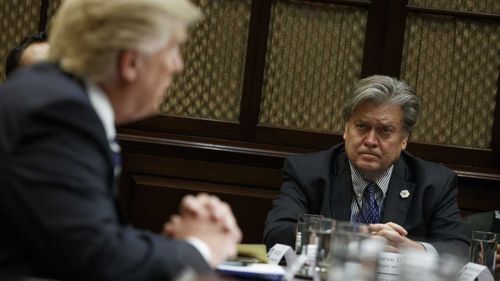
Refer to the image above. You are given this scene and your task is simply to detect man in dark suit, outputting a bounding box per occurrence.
[0,0,241,280]
[4,31,49,78]
[264,75,469,258]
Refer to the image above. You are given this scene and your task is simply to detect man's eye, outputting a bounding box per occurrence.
[380,127,394,137]
[355,124,366,129]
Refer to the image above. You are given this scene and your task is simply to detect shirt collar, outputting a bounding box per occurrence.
[349,161,393,197]
[85,81,116,141]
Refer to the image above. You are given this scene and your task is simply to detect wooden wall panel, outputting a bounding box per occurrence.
[124,174,277,244]
[118,134,500,243]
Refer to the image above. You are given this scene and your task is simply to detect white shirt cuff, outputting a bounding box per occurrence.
[419,242,439,257]
[186,237,212,264]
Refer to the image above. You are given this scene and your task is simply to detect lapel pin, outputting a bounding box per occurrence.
[400,190,410,198]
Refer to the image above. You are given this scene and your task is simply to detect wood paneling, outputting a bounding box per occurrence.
[124,175,276,244]
[119,133,500,243]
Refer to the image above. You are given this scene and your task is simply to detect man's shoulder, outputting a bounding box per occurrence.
[287,143,344,165]
[283,144,347,179]
[0,63,88,113]
[399,150,455,180]
[1,63,84,99]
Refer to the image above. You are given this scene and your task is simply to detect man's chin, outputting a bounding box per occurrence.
[355,162,382,177]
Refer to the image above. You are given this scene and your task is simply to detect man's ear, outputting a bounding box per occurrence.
[118,50,141,82]
[401,135,409,150]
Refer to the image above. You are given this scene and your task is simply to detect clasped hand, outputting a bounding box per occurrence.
[369,222,424,252]
[163,193,242,267]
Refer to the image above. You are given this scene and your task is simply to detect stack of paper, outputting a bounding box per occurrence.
[217,263,285,281]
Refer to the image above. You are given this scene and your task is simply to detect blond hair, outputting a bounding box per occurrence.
[48,0,201,81]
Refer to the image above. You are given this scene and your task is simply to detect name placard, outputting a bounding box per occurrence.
[457,262,494,281]
[267,244,297,265]
[378,252,402,275]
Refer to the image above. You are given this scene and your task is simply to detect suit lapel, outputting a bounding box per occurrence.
[330,151,353,221]
[381,156,414,226]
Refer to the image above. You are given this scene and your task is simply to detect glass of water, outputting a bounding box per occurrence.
[470,231,497,275]
[295,214,323,255]
[315,217,335,276]
[328,221,379,281]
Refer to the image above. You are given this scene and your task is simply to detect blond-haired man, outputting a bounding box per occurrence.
[0,0,241,280]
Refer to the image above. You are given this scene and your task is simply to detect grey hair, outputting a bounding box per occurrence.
[342,75,420,134]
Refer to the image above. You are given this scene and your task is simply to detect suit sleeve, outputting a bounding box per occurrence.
[263,157,311,250]
[427,173,470,258]
[1,100,210,281]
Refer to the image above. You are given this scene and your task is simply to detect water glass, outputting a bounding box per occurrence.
[328,221,382,281]
[295,214,323,255]
[314,218,335,275]
[470,231,497,275]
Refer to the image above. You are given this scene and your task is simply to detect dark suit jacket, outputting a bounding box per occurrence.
[0,64,210,281]
[264,144,469,258]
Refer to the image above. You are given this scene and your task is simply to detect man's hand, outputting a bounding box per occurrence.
[163,193,242,267]
[369,222,424,252]
[178,193,240,237]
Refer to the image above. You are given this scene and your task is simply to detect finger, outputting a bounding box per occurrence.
[218,203,242,242]
[369,223,407,237]
[368,223,386,233]
[181,194,211,218]
[180,195,201,216]
[205,197,238,232]
[206,195,225,221]
[385,222,408,236]
[163,215,182,236]
[374,229,405,244]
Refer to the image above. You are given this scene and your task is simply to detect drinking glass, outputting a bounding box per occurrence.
[295,214,323,255]
[470,231,497,275]
[314,218,335,275]
[328,221,382,281]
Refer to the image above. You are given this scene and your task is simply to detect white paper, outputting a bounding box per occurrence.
[217,263,285,275]
[267,243,297,265]
[377,273,401,281]
[457,262,495,281]
[378,252,402,275]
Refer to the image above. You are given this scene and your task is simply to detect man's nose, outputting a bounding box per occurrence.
[364,130,378,147]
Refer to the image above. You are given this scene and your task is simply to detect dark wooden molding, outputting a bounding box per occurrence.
[254,125,344,149]
[405,142,494,168]
[239,0,272,141]
[118,129,305,160]
[457,176,500,211]
[131,174,279,199]
[292,0,371,7]
[361,0,388,77]
[118,131,500,183]
[121,115,243,140]
[39,0,49,31]
[491,68,500,169]
[406,5,500,21]
[381,0,408,76]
